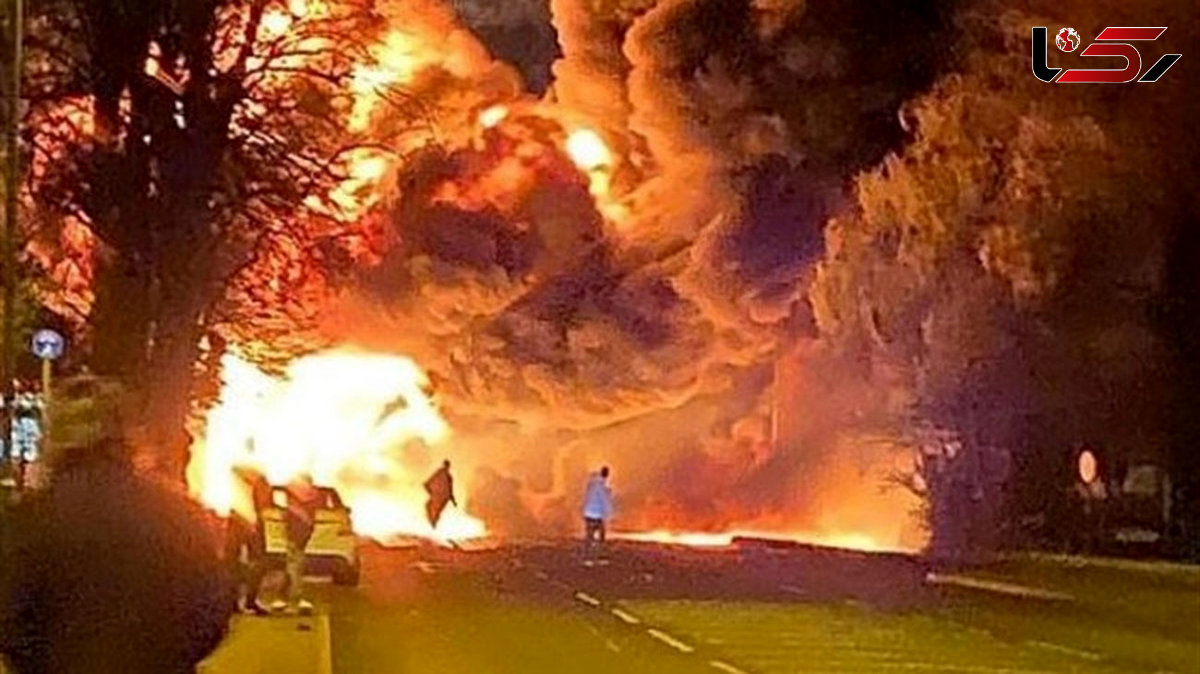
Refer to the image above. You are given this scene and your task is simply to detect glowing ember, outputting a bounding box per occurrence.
[565,128,612,171]
[348,31,429,131]
[564,128,629,224]
[260,9,293,39]
[615,530,910,553]
[327,149,393,217]
[478,105,509,129]
[187,350,486,544]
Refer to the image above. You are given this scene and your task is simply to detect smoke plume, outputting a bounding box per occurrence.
[297,0,958,546]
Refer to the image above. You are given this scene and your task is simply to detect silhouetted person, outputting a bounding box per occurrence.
[424,460,457,529]
[277,473,321,615]
[227,466,272,614]
[0,380,232,673]
[582,466,613,556]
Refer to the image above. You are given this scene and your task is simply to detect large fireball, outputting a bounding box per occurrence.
[187,349,486,543]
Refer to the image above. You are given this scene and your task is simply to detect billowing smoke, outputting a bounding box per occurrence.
[283,0,960,547]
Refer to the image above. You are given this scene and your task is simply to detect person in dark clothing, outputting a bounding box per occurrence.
[0,382,232,674]
[228,466,272,614]
[276,473,321,615]
[424,460,458,529]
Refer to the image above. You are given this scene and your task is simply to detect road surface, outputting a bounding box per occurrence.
[206,541,1200,674]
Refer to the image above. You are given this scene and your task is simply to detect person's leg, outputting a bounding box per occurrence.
[598,518,606,544]
[583,518,597,555]
[244,558,266,612]
[245,528,266,609]
[286,539,305,606]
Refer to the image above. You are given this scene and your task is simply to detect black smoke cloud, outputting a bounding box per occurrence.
[324,0,958,541]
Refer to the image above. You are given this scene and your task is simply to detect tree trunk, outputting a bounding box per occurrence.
[90,255,154,378]
[136,303,205,483]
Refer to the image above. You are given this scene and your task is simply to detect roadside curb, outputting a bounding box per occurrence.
[924,572,1075,601]
[200,613,332,674]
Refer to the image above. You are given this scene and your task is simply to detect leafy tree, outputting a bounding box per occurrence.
[22,0,384,477]
[811,11,1180,551]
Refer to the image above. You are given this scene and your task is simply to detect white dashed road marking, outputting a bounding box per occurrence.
[574,591,602,607]
[539,573,749,670]
[610,608,642,625]
[647,628,695,653]
[709,660,748,674]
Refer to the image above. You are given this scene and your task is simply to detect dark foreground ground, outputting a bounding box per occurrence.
[202,540,1198,674]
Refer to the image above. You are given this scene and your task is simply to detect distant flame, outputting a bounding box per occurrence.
[187,349,486,544]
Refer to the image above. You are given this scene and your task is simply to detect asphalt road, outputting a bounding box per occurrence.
[270,541,1200,674]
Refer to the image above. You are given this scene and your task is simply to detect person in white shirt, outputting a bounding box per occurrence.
[582,466,613,556]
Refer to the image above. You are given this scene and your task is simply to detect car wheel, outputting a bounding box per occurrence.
[333,561,361,586]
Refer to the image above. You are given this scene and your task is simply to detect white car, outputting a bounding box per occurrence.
[261,485,361,586]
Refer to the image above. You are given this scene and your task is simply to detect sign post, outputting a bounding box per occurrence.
[24,328,62,489]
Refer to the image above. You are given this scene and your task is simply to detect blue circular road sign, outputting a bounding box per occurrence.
[31,329,65,361]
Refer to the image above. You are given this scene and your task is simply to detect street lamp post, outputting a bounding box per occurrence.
[2,0,24,484]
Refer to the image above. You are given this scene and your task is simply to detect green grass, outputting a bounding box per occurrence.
[984,553,1200,630]
[933,555,1200,674]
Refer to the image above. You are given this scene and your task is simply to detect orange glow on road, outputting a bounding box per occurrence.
[615,529,910,553]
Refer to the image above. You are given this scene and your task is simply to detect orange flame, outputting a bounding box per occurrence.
[348,30,431,132]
